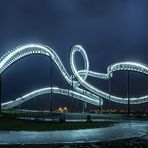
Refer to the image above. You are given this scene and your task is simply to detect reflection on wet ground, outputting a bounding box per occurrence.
[0,120,147,144]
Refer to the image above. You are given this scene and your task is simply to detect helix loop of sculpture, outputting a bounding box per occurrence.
[0,44,148,109]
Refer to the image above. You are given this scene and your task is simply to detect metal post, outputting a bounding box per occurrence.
[68,81,73,113]
[0,75,2,112]
[83,101,84,113]
[33,97,36,110]
[50,59,53,112]
[83,89,87,112]
[71,75,74,112]
[82,89,85,113]
[127,71,130,115]
[83,89,84,113]
[85,102,87,112]
[68,49,72,113]
[68,83,70,112]
[100,102,102,113]
[108,75,111,112]
[76,98,78,113]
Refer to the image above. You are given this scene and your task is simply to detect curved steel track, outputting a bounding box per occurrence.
[0,44,148,109]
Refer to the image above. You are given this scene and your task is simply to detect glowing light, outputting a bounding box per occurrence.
[1,43,148,109]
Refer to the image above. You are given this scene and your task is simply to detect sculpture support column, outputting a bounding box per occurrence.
[0,75,2,112]
[71,75,74,112]
[108,74,111,111]
[50,59,53,112]
[127,71,130,115]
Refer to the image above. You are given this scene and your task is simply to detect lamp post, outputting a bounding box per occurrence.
[83,100,85,113]
[108,74,111,112]
[0,75,2,112]
[71,75,74,112]
[127,71,130,115]
[68,83,70,111]
[85,102,87,112]
[50,59,53,112]
[82,89,87,113]
[33,96,36,110]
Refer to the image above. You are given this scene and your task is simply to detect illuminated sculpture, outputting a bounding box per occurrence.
[0,44,148,109]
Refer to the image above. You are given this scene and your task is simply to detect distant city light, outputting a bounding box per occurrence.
[57,107,68,113]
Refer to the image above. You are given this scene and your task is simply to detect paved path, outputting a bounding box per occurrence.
[0,120,147,144]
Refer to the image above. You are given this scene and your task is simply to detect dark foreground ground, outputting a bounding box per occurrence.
[0,117,114,131]
[0,111,147,147]
[0,137,147,148]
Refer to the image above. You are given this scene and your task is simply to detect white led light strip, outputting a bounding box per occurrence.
[0,43,148,109]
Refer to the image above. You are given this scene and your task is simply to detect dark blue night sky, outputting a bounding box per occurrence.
[0,0,148,111]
